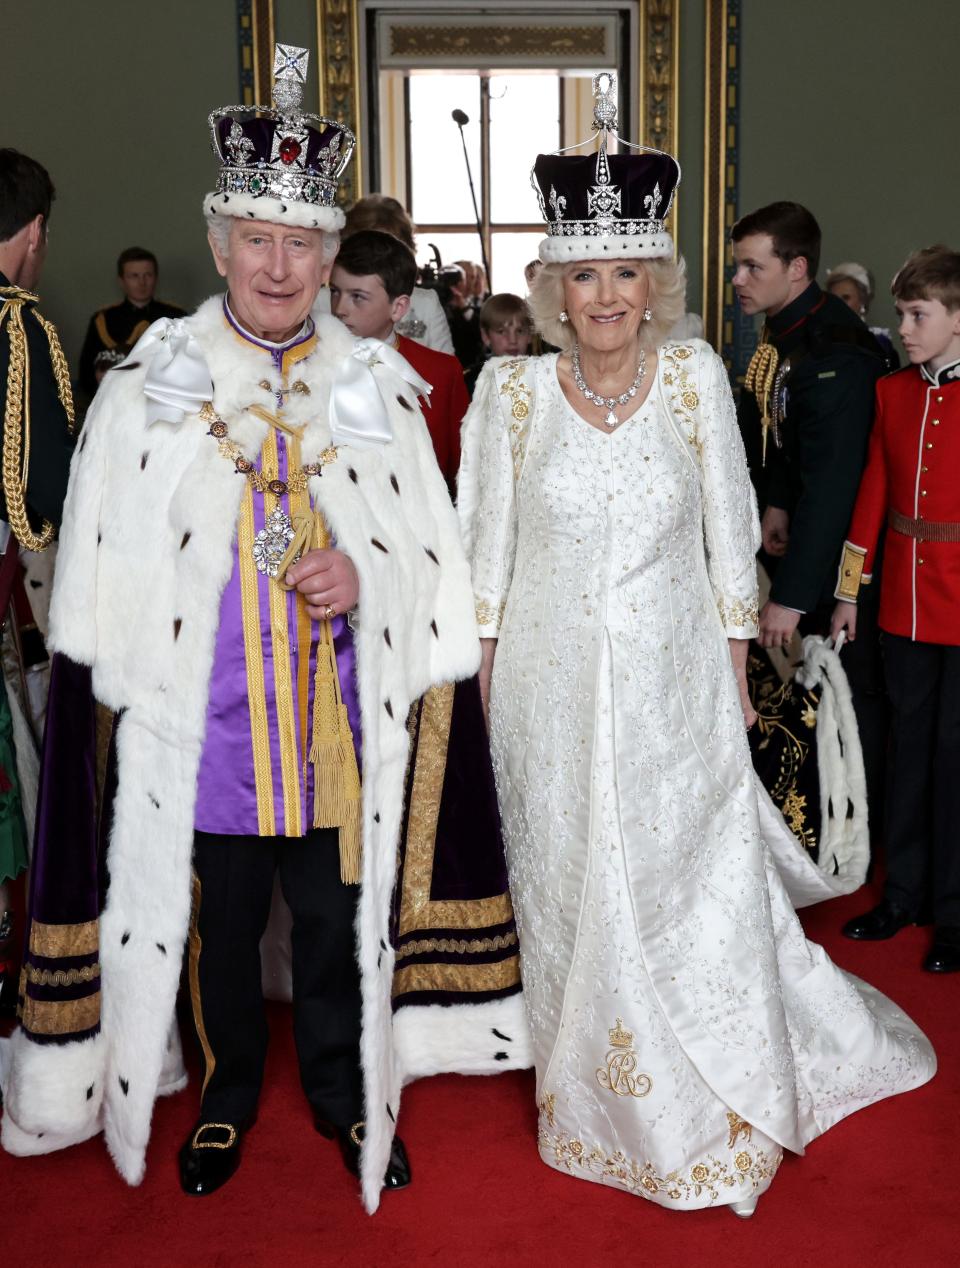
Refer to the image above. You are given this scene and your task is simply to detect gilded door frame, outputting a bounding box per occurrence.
[702,0,748,373]
[236,0,276,104]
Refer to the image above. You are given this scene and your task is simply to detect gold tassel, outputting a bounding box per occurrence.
[303,510,363,884]
[743,331,779,467]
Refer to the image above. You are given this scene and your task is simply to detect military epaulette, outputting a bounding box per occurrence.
[0,286,75,551]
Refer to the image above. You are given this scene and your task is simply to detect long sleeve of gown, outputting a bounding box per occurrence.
[457,359,519,637]
[697,346,762,639]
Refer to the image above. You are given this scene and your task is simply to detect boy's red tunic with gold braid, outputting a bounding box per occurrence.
[836,356,960,644]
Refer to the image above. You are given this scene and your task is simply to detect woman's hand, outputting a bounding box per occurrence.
[728,637,758,731]
[479,638,497,731]
[285,548,359,620]
[830,600,858,643]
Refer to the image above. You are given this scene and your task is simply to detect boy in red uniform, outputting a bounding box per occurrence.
[329,229,468,495]
[832,246,960,972]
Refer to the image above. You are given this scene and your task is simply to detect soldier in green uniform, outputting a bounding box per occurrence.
[732,201,888,824]
[0,149,76,998]
[77,246,185,402]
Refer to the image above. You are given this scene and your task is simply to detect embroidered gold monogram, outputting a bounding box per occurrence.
[595,1017,653,1099]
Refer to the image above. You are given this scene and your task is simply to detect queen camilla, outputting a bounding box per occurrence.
[457,74,935,1219]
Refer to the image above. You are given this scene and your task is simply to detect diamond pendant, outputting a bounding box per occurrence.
[604,408,618,429]
[252,507,297,577]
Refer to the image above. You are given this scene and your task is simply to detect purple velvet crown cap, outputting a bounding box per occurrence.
[533,150,680,232]
[212,114,351,181]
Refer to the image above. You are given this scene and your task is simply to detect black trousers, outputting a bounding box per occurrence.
[188,828,363,1127]
[882,633,960,929]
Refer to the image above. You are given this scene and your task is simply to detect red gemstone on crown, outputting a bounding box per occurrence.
[278,138,302,165]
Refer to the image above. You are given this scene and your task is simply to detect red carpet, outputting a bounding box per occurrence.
[5,878,956,1267]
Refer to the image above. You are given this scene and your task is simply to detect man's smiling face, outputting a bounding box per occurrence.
[209,219,332,342]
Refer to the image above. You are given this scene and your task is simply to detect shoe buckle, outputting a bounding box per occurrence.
[191,1122,238,1150]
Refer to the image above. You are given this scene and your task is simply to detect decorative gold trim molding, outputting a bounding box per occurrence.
[702,0,746,369]
[251,0,275,104]
[317,0,364,205]
[702,0,727,353]
[386,24,609,61]
[638,1,680,245]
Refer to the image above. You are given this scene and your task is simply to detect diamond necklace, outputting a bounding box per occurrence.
[571,342,647,429]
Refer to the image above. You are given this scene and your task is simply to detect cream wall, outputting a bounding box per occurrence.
[2,0,237,369]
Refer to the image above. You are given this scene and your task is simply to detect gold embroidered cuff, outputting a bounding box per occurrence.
[835,542,867,601]
[475,596,505,633]
[716,595,759,634]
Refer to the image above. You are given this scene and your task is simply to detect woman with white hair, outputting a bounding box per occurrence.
[458,76,934,1219]
[826,260,899,369]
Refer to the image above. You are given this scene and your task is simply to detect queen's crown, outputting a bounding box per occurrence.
[608,1018,634,1049]
[208,44,354,210]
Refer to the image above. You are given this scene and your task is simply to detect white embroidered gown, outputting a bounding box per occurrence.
[458,343,936,1211]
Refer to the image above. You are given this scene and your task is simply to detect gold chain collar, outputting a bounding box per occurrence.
[199,400,337,494]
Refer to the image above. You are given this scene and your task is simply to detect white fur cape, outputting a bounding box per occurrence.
[0,299,530,1212]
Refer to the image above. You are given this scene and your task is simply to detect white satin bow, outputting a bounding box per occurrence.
[328,337,432,450]
[136,318,214,426]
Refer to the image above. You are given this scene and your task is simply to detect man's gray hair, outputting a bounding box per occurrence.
[204,211,339,261]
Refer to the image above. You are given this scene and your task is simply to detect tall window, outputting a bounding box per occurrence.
[406,72,562,296]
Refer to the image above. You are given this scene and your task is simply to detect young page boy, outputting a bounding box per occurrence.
[832,245,960,972]
[330,230,468,495]
[465,293,533,395]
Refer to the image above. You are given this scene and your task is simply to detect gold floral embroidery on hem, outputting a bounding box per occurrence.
[538,1124,781,1203]
[475,597,506,629]
[717,595,760,629]
[596,1018,653,1099]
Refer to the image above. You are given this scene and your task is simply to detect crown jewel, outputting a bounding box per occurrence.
[530,71,680,263]
[207,43,354,215]
[608,1018,634,1049]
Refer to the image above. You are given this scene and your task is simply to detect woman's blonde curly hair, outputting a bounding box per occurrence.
[528,257,688,354]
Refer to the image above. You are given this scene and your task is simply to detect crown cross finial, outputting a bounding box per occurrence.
[592,72,618,133]
[272,43,309,116]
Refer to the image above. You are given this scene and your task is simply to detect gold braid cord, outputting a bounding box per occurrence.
[743,333,779,467]
[0,286,75,552]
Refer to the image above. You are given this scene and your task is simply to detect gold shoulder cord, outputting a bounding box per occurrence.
[0,285,75,552]
[743,329,779,467]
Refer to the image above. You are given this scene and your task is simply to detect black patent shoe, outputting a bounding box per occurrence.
[316,1118,412,1190]
[924,928,960,973]
[178,1121,245,1196]
[841,900,915,941]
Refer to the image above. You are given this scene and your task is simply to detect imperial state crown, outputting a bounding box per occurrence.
[203,43,355,232]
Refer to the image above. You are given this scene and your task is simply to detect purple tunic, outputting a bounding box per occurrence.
[194,306,361,837]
